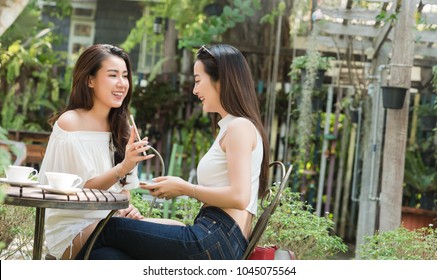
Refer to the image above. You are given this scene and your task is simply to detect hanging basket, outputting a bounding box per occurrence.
[350,110,359,123]
[301,69,326,89]
[381,86,408,109]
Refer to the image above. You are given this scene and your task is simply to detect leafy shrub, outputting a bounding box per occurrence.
[0,203,35,259]
[130,191,165,218]
[172,197,202,225]
[130,191,201,225]
[131,187,348,260]
[358,226,437,260]
[257,188,348,260]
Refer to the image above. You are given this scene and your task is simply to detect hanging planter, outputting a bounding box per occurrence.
[350,110,359,123]
[381,86,408,109]
[290,55,333,90]
[301,69,326,90]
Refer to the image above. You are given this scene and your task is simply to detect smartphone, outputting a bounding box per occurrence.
[129,114,147,156]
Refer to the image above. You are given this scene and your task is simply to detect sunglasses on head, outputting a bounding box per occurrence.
[197,45,215,58]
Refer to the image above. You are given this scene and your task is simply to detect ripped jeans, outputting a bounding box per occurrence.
[75,206,248,260]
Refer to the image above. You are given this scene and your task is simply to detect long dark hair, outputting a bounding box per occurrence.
[196,44,270,198]
[49,44,133,165]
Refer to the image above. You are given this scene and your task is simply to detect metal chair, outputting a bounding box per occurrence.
[242,161,293,260]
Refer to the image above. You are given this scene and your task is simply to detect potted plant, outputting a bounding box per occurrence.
[256,188,348,259]
[403,149,437,230]
[290,54,333,89]
[404,149,437,194]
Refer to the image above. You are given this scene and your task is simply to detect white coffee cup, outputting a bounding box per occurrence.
[5,165,38,182]
[45,172,83,189]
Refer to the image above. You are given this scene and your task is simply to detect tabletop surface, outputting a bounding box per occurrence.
[3,184,129,210]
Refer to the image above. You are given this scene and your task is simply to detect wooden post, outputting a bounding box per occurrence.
[379,0,416,232]
[355,60,386,259]
[163,18,178,74]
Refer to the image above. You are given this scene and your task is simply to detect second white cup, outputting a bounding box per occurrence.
[45,172,83,189]
[5,165,38,182]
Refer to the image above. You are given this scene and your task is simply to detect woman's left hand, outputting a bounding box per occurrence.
[117,204,144,220]
[140,176,187,200]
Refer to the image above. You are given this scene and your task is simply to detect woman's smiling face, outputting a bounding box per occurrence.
[88,55,130,110]
[193,60,223,115]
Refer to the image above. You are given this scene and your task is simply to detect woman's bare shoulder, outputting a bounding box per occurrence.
[228,117,256,132]
[57,110,84,132]
[227,117,257,144]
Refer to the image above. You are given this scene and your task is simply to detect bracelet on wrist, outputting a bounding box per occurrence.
[192,184,197,200]
[115,164,127,183]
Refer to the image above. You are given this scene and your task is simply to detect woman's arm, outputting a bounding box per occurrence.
[142,118,258,210]
[85,126,154,190]
[57,112,154,190]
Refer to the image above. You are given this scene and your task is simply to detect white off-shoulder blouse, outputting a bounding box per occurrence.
[38,121,138,259]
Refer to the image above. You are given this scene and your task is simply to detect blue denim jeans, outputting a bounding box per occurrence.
[75,206,248,260]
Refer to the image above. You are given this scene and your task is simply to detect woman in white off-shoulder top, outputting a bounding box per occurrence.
[38,44,154,259]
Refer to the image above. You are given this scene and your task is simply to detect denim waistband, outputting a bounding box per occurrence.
[196,206,248,242]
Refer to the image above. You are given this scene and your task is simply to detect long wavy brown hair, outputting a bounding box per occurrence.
[196,44,270,198]
[49,44,133,165]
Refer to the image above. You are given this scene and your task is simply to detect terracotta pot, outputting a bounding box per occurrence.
[401,206,436,230]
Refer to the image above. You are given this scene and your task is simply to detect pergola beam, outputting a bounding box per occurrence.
[316,21,379,37]
[321,7,380,22]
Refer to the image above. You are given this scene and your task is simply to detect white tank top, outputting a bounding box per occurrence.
[196,114,263,215]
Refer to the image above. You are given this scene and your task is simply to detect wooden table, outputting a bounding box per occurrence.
[3,184,129,260]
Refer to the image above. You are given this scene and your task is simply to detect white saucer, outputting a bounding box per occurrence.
[0,178,38,186]
[37,185,82,195]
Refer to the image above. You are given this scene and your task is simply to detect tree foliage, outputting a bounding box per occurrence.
[0,2,69,131]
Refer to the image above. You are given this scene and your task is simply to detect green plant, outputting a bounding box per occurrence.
[131,187,348,260]
[130,191,202,223]
[291,54,333,71]
[358,226,437,260]
[258,188,348,260]
[178,0,262,48]
[418,102,437,116]
[172,197,202,225]
[0,4,68,132]
[375,10,398,25]
[130,191,166,218]
[289,54,333,84]
[404,149,437,193]
[122,0,261,52]
[0,203,35,259]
